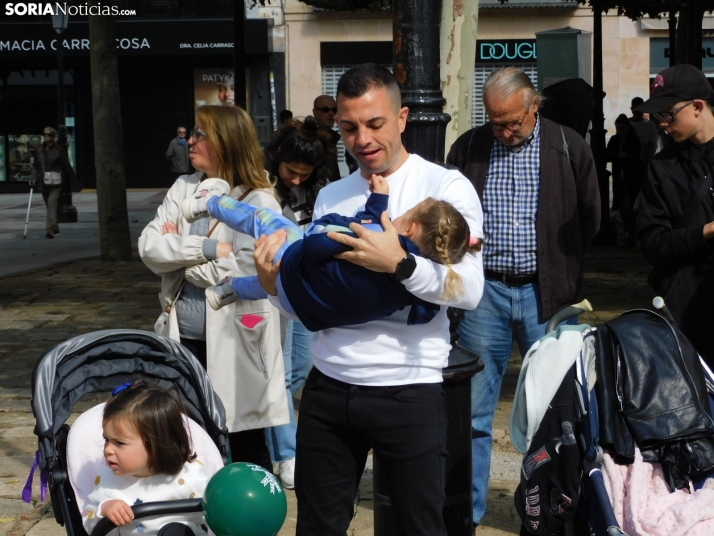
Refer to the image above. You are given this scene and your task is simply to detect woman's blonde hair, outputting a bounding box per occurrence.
[196,105,271,190]
[410,198,482,301]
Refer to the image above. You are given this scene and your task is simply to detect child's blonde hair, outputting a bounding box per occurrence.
[410,198,482,300]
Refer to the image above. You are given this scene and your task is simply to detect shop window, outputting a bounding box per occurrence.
[472,64,538,128]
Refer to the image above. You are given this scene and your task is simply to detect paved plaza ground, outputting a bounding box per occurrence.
[0,190,654,536]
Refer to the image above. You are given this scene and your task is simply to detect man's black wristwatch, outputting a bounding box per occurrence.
[388,253,417,283]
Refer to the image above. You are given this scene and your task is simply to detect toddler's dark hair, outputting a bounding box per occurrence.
[103,382,195,476]
[411,198,482,300]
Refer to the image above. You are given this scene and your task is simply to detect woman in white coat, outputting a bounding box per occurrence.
[138,105,288,470]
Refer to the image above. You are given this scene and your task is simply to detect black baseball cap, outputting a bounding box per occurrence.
[635,64,714,113]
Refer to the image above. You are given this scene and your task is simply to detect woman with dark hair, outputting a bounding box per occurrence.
[261,115,332,489]
[267,115,332,228]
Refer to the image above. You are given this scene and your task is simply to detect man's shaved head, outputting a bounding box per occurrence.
[336,63,402,113]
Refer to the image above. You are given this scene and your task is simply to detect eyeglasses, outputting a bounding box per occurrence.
[316,106,337,114]
[42,132,53,136]
[490,108,531,133]
[178,131,187,135]
[189,128,207,142]
[652,100,696,123]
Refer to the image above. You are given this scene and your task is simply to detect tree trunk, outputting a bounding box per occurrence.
[685,0,704,70]
[88,5,133,261]
[668,11,677,67]
[440,0,478,152]
[676,5,689,65]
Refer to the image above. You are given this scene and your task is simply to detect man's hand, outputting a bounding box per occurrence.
[101,500,134,526]
[329,211,404,273]
[162,222,179,235]
[253,231,286,296]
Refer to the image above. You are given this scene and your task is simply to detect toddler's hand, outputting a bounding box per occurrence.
[369,174,389,195]
[102,499,134,526]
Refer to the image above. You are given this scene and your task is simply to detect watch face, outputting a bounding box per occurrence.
[396,254,417,280]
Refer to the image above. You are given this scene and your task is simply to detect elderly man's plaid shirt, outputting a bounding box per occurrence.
[482,115,541,275]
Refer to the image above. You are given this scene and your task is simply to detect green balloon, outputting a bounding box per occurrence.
[203,462,287,536]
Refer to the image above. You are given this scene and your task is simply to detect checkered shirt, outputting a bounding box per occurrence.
[482,115,541,275]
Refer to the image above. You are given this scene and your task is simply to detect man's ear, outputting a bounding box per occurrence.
[398,106,409,134]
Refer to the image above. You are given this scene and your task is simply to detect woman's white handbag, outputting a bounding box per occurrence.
[43,171,62,185]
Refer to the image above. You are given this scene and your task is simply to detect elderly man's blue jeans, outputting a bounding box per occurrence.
[457,279,549,525]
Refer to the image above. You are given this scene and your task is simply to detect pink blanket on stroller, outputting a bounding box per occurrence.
[601,447,714,536]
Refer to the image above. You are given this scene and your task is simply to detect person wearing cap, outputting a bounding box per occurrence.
[636,64,714,367]
[29,127,77,239]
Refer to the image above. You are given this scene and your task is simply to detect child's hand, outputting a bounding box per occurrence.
[101,500,135,526]
[369,174,389,195]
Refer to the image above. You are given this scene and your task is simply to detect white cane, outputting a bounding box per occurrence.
[22,188,33,239]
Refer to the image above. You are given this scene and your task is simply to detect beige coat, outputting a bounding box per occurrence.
[138,172,289,432]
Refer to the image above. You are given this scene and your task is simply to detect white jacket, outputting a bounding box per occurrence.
[138,172,289,432]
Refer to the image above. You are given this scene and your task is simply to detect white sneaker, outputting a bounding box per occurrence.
[278,457,295,490]
[182,178,230,223]
[205,280,237,311]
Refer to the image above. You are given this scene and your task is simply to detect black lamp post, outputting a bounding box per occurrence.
[51,11,78,223]
[393,0,451,162]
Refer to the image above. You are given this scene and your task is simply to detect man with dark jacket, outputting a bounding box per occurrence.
[446,66,600,531]
[29,127,77,239]
[636,64,714,368]
[165,126,190,180]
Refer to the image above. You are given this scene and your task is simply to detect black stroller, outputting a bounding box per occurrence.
[511,301,714,536]
[27,329,230,536]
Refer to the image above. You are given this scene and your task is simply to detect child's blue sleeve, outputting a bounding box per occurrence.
[230,276,269,301]
[301,232,356,262]
[354,193,389,223]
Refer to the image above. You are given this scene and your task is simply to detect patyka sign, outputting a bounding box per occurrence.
[476,40,537,64]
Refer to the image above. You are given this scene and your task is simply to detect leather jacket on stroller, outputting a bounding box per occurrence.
[594,309,714,490]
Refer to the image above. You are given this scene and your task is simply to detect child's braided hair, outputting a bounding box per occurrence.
[410,198,482,300]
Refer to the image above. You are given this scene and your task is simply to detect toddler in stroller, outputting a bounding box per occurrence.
[27,329,230,536]
[82,382,210,536]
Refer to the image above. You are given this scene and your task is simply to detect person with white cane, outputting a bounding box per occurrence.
[28,127,77,239]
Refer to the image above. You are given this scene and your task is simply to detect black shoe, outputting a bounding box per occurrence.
[45,232,54,239]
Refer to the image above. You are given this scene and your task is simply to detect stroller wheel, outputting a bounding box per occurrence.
[157,523,195,536]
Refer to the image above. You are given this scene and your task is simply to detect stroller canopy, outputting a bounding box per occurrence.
[31,329,229,473]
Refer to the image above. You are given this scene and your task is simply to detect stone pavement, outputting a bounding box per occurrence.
[0,189,655,536]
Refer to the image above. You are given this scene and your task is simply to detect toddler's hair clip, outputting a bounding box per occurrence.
[112,382,133,396]
[469,236,480,247]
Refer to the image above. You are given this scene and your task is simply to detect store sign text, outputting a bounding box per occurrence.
[477,40,537,63]
[0,37,150,51]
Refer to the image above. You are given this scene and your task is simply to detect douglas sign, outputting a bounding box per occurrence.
[477,40,537,63]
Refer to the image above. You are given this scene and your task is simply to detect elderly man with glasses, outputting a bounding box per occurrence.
[636,64,714,369]
[166,126,190,181]
[446,66,600,532]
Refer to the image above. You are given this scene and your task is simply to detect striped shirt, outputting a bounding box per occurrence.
[482,115,541,275]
